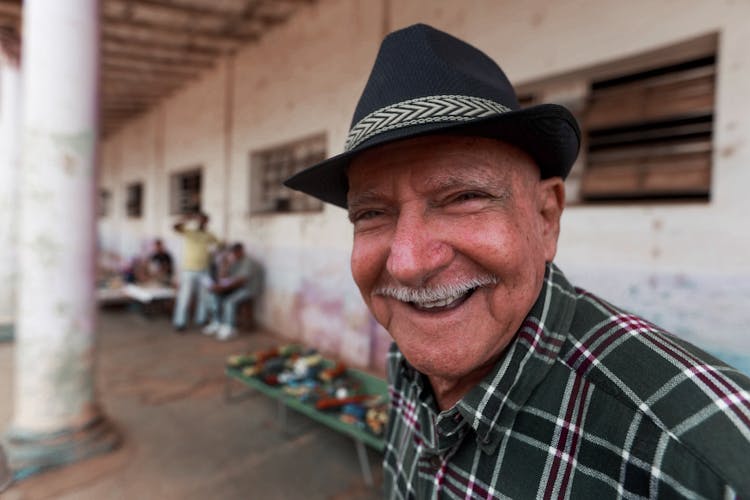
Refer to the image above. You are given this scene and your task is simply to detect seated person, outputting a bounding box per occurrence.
[147,238,174,285]
[122,255,148,284]
[202,242,262,341]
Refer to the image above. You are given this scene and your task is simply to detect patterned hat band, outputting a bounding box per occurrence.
[344,94,512,152]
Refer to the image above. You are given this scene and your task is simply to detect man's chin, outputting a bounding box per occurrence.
[400,348,471,381]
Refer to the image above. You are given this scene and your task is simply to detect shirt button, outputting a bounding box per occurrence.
[429,455,442,469]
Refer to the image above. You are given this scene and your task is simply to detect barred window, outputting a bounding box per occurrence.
[582,57,714,201]
[125,182,143,218]
[250,134,325,214]
[170,168,202,215]
[517,35,716,204]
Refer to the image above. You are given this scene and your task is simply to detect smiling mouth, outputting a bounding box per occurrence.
[409,287,477,312]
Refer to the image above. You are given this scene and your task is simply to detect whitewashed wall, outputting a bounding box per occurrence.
[99,0,750,374]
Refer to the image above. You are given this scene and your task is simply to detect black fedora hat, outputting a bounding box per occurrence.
[284,23,580,209]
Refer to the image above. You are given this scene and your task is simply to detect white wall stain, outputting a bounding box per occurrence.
[564,264,750,374]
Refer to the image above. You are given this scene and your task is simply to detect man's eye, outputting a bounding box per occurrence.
[351,210,383,223]
[452,191,486,203]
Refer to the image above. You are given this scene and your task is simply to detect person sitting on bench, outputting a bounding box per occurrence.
[202,242,262,341]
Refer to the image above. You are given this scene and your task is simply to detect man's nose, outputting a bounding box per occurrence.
[385,211,453,287]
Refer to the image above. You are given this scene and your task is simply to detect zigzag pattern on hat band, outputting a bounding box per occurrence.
[344,95,511,152]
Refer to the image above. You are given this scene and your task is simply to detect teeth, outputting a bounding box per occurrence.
[412,291,465,309]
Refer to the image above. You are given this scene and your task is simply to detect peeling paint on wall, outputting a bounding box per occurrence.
[564,264,750,375]
[252,245,389,373]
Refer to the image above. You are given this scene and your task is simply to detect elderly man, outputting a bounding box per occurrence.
[286,24,750,499]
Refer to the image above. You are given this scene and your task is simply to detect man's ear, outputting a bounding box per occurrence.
[537,177,565,262]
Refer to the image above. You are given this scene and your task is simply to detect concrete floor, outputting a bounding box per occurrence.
[0,307,383,499]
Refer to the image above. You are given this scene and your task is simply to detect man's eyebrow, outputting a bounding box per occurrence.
[424,174,487,190]
[348,189,385,207]
[424,171,511,197]
[347,190,387,220]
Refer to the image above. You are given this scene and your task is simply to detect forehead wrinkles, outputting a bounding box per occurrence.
[347,136,539,207]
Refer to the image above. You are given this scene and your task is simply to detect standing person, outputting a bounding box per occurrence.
[284,24,750,498]
[172,212,218,332]
[202,242,262,341]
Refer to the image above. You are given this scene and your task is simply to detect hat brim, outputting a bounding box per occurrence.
[284,103,580,209]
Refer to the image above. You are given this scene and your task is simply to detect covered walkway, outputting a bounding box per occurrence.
[0,309,382,499]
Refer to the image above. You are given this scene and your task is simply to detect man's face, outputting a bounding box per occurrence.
[348,136,564,384]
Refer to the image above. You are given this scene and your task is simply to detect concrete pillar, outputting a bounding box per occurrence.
[0,25,21,493]
[0,28,21,343]
[3,0,119,480]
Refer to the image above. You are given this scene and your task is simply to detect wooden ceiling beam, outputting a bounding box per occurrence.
[111,0,247,20]
[103,43,217,65]
[102,33,224,57]
[102,83,188,96]
[0,2,21,15]
[103,108,150,117]
[102,17,256,44]
[102,84,175,97]
[101,112,145,121]
[102,96,171,106]
[102,83,182,100]
[101,89,177,102]
[101,116,142,126]
[102,124,129,132]
[102,104,159,113]
[0,15,20,30]
[120,0,289,38]
[0,0,21,30]
[101,120,135,128]
[102,25,241,53]
[102,72,182,84]
[101,85,166,97]
[103,50,215,71]
[101,84,167,93]
[102,74,186,89]
[103,107,151,116]
[101,117,147,127]
[101,92,163,104]
[102,60,200,78]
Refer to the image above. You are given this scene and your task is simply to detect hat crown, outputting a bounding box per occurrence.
[350,23,521,130]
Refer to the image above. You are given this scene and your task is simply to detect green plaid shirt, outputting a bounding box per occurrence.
[384,264,750,499]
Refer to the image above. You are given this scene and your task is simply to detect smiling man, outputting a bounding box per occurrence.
[285,24,750,499]
[348,136,562,412]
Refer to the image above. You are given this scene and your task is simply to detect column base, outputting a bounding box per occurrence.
[0,445,11,492]
[3,415,121,482]
[0,323,13,343]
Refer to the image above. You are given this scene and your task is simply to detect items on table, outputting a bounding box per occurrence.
[226,345,388,437]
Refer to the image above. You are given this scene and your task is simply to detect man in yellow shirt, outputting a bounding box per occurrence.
[172,212,218,332]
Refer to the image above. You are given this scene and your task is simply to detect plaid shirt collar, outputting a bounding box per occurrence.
[394,263,577,456]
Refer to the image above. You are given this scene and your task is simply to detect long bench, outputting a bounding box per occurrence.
[224,363,387,486]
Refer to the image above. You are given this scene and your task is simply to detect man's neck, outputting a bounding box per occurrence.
[428,362,496,411]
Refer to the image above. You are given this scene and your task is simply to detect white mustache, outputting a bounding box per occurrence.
[374,275,498,303]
